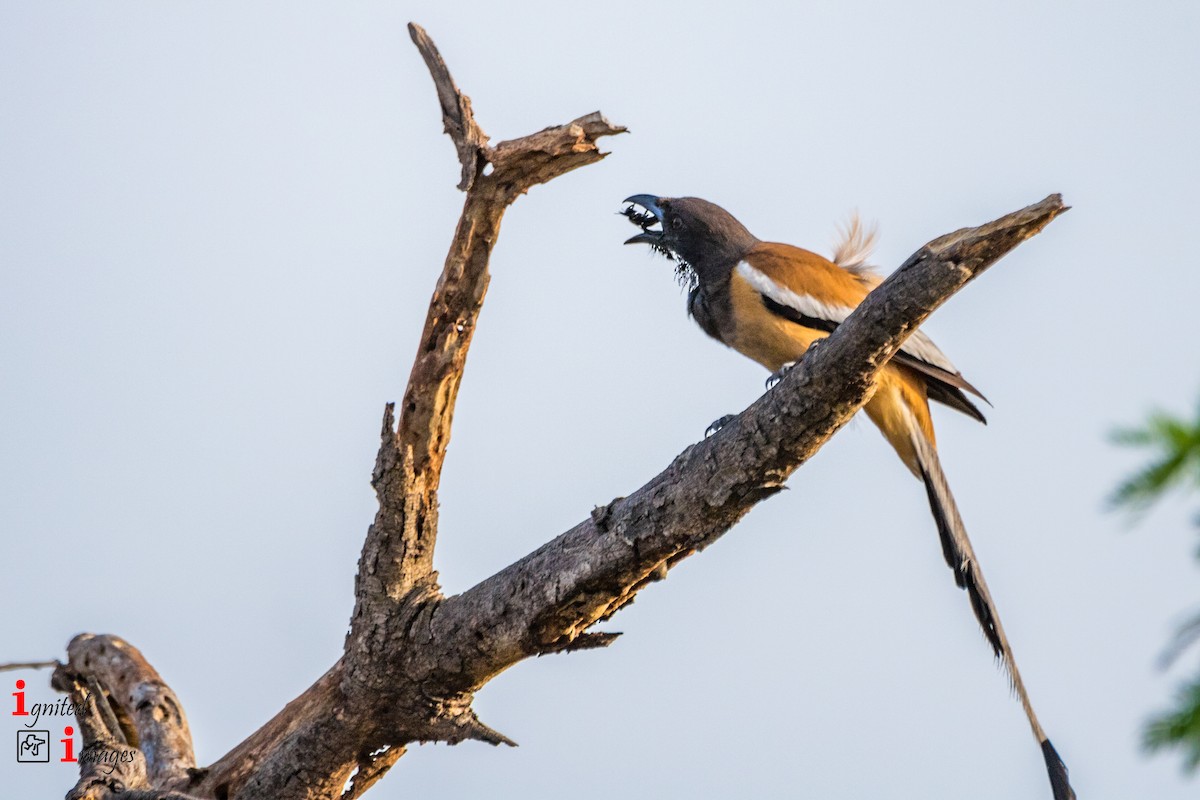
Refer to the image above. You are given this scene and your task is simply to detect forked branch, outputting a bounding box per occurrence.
[46,22,1065,800]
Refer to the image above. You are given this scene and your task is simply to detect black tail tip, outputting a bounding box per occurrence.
[1041,739,1075,800]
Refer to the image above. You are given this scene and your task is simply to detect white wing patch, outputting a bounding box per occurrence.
[736,261,961,374]
[737,261,853,326]
[902,329,960,373]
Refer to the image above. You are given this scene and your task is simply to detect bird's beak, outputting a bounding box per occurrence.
[621,194,665,245]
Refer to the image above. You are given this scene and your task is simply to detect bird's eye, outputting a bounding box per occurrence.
[669,214,682,228]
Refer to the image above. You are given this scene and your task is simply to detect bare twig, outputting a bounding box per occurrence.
[407,22,489,191]
[0,659,58,672]
[538,631,624,655]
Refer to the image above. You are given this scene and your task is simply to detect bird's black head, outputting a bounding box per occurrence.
[621,195,759,287]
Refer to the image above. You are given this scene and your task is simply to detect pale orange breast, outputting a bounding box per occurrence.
[725,269,827,372]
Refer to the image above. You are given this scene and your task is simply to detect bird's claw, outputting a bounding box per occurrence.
[765,361,797,390]
[705,414,737,437]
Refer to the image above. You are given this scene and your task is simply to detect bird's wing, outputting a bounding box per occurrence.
[739,246,988,417]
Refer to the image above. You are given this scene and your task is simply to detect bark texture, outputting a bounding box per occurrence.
[48,22,1067,800]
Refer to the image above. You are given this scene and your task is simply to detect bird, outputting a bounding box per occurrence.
[621,194,1074,800]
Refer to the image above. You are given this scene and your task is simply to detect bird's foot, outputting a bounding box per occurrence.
[705,414,737,437]
[765,361,797,390]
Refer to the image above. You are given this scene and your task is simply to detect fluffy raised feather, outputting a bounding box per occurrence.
[831,212,882,288]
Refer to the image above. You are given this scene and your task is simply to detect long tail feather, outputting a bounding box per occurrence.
[1043,739,1074,800]
[910,425,1075,800]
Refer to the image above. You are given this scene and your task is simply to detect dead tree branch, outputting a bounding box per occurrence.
[423,194,1067,687]
[0,659,57,672]
[51,642,200,800]
[46,21,1066,800]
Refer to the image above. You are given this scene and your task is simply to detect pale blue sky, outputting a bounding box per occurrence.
[3,2,1199,798]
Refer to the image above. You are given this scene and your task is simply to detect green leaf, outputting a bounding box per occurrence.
[1160,610,1200,669]
[1145,673,1200,772]
[1110,400,1200,515]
